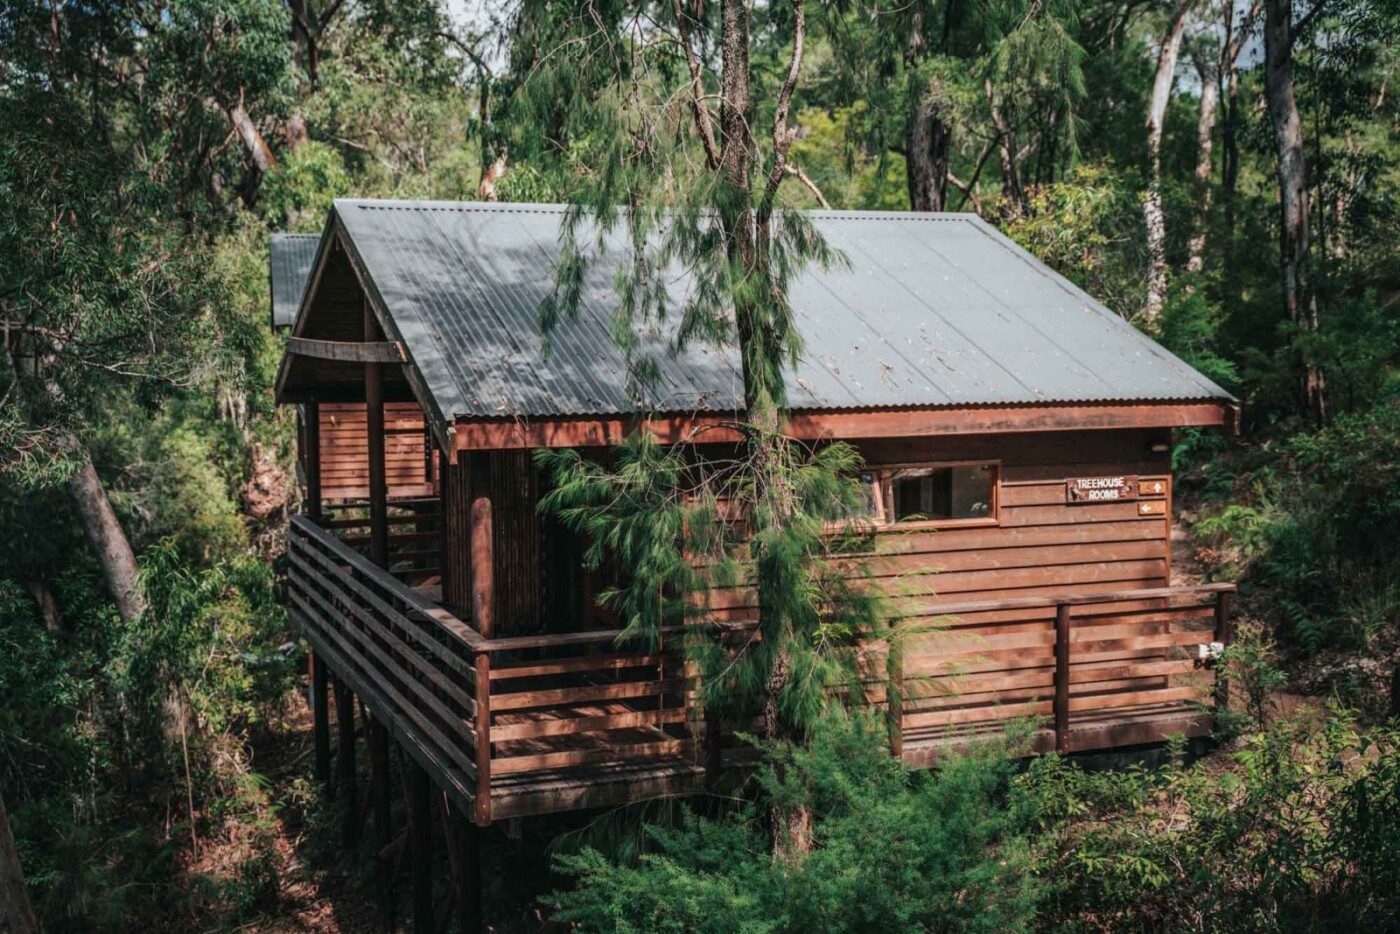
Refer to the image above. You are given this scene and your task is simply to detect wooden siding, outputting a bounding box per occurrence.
[317,401,433,500]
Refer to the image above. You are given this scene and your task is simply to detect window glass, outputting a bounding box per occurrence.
[888,465,994,522]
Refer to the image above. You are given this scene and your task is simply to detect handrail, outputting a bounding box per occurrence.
[290,514,486,652]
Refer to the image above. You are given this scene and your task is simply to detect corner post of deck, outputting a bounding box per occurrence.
[304,401,322,523]
[311,651,331,794]
[473,651,492,825]
[334,674,358,845]
[1054,603,1072,755]
[1213,589,1234,716]
[886,635,904,761]
[365,301,389,568]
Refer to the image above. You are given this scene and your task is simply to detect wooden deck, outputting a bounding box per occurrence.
[285,516,1233,824]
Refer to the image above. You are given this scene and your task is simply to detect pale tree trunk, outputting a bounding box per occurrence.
[478,153,508,201]
[226,100,276,174]
[1186,51,1220,274]
[985,81,1027,219]
[67,446,146,624]
[1142,0,1194,326]
[25,581,61,634]
[1263,0,1325,419]
[0,794,37,934]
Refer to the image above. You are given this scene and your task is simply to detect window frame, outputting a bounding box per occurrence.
[872,460,1001,530]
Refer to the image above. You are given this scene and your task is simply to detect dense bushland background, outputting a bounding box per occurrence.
[1,0,1398,930]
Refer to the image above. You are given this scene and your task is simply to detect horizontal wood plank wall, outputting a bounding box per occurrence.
[318,401,433,500]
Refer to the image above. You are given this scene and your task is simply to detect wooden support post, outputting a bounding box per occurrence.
[1213,590,1234,715]
[312,652,331,795]
[468,452,494,638]
[1054,603,1072,755]
[886,638,904,761]
[304,402,322,523]
[452,804,483,934]
[335,676,357,846]
[365,303,389,569]
[473,652,492,826]
[367,713,394,926]
[408,759,433,932]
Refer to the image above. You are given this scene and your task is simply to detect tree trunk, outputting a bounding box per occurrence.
[68,447,146,624]
[228,102,276,174]
[1142,0,1193,326]
[1186,51,1220,274]
[985,81,1027,219]
[0,794,37,934]
[905,102,950,212]
[25,580,61,634]
[1263,0,1325,419]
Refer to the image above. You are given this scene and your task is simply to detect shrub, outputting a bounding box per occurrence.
[550,716,1041,933]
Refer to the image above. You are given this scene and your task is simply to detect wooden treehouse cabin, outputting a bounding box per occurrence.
[270,201,1238,929]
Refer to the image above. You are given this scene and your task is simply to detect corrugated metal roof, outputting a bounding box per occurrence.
[269,233,320,330]
[331,199,1231,419]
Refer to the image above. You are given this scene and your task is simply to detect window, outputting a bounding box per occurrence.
[883,463,997,525]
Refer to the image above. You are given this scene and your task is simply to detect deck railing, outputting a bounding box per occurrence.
[881,584,1234,763]
[286,515,1234,823]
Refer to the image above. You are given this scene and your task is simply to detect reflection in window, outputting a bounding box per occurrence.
[887,465,994,522]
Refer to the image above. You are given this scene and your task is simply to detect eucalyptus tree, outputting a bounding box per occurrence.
[815,0,1086,215]
[514,0,887,856]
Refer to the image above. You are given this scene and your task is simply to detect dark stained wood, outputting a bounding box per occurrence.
[312,650,331,793]
[305,403,323,522]
[452,805,482,934]
[365,304,390,568]
[1055,603,1072,754]
[474,653,491,826]
[1214,589,1233,713]
[453,404,1228,451]
[408,757,433,932]
[335,675,357,844]
[287,336,404,362]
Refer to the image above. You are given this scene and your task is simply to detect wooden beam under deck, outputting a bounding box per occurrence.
[452,402,1232,451]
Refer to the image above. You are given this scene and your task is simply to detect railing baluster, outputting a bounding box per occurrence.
[1213,591,1233,715]
[1054,602,1071,755]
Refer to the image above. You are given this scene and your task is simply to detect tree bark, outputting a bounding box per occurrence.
[1186,51,1220,274]
[1142,0,1193,325]
[985,80,1027,219]
[228,101,276,174]
[25,580,61,634]
[905,102,950,212]
[0,794,37,934]
[68,447,146,624]
[1263,0,1325,419]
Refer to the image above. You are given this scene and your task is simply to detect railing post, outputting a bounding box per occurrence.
[1054,603,1072,755]
[887,637,904,761]
[473,651,492,825]
[1213,590,1233,714]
